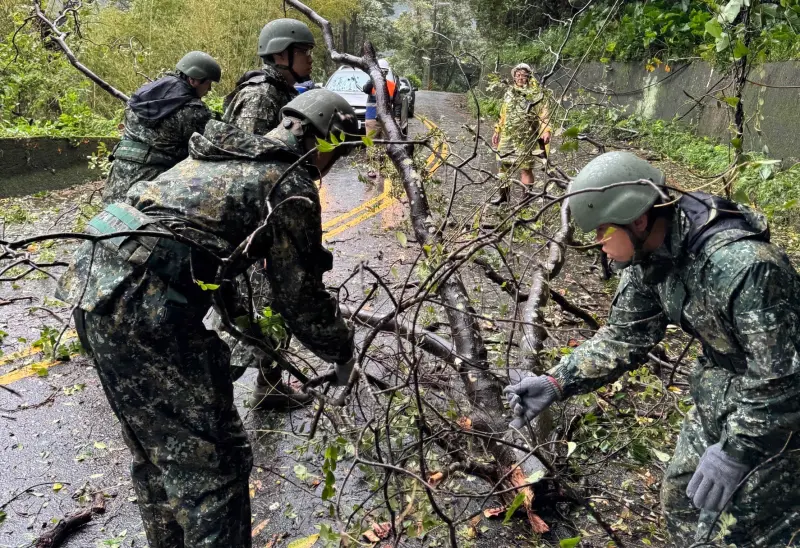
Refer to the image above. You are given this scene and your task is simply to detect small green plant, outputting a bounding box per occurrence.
[88,142,113,179]
[257,307,287,344]
[0,204,36,225]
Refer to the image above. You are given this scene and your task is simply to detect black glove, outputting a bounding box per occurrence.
[503,375,562,429]
[686,443,750,512]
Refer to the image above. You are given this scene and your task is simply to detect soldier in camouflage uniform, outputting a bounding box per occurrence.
[222,18,315,135]
[490,63,551,205]
[219,18,318,407]
[505,152,800,546]
[102,51,220,204]
[55,89,358,548]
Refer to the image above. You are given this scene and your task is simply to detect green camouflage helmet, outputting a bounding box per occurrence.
[569,151,666,232]
[280,88,358,139]
[258,19,316,57]
[176,51,221,82]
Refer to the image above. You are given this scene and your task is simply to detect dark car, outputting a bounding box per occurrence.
[323,66,409,135]
[398,77,417,118]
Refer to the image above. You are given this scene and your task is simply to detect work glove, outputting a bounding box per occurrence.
[334,357,356,387]
[686,443,750,512]
[503,375,562,429]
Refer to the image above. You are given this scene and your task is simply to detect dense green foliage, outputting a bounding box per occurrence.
[0,0,357,137]
[0,11,121,136]
[564,104,800,226]
[386,0,486,92]
[491,1,800,68]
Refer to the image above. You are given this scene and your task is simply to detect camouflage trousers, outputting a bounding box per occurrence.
[661,363,800,547]
[102,159,169,205]
[83,273,253,548]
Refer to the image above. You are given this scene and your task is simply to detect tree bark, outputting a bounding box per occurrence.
[32,2,129,103]
[520,200,573,372]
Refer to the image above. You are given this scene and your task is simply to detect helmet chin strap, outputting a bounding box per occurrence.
[273,46,310,84]
[611,216,656,269]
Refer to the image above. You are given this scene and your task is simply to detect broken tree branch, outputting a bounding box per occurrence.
[31,2,129,103]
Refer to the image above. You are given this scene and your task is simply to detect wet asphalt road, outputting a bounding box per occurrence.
[0,92,479,548]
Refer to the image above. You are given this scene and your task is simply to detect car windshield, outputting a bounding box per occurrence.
[325,71,370,92]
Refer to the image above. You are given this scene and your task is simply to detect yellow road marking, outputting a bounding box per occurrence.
[323,192,396,241]
[0,331,77,386]
[0,359,61,385]
[418,116,449,174]
[322,180,393,231]
[321,116,448,239]
[0,344,43,368]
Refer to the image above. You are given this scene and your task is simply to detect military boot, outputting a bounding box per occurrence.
[249,367,312,410]
[490,186,510,206]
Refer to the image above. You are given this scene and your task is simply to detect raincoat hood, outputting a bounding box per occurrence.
[188,119,304,163]
[128,74,198,123]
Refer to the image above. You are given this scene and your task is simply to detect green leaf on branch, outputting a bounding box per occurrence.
[733,187,750,204]
[525,470,545,484]
[361,134,374,147]
[564,126,580,138]
[716,33,731,52]
[732,40,750,59]
[760,3,779,20]
[502,491,526,524]
[560,140,579,153]
[786,8,800,30]
[653,449,672,462]
[567,441,577,458]
[321,444,338,501]
[560,537,582,548]
[720,0,745,24]
[396,231,408,248]
[705,19,723,38]
[195,280,220,291]
[731,137,743,150]
[316,137,335,153]
[723,96,740,108]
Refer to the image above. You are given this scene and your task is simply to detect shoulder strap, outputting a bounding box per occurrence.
[678,192,769,255]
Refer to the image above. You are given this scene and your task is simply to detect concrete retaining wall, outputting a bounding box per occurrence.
[543,61,800,165]
[0,137,118,198]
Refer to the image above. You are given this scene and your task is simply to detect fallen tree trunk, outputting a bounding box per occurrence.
[285,0,547,534]
[520,200,574,372]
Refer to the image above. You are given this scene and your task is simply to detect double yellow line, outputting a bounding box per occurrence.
[322,178,396,241]
[0,330,77,386]
[320,116,448,241]
[419,116,449,174]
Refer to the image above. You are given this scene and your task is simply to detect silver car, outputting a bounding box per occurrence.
[323,66,409,135]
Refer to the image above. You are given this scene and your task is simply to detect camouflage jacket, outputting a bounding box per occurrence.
[58,120,353,364]
[495,82,551,160]
[119,72,211,160]
[549,196,800,464]
[221,64,298,136]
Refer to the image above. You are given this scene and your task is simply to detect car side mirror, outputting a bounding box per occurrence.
[412,86,418,91]
[399,85,410,93]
